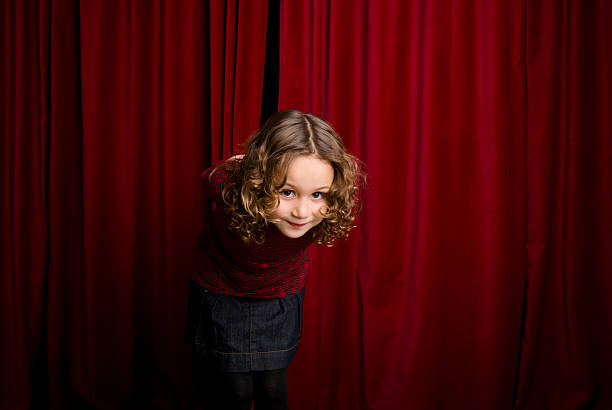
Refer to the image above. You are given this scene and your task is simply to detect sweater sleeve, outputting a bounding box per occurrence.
[201,161,234,204]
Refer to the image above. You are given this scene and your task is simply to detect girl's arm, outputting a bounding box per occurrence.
[201,155,243,204]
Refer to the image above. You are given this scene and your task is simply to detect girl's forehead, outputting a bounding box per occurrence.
[283,155,334,189]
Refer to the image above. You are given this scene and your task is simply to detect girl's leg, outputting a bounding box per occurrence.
[217,371,254,410]
[253,368,289,410]
[196,357,253,410]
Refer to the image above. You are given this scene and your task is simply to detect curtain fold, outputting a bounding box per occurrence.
[1,1,267,408]
[516,1,612,408]
[279,1,527,408]
[209,0,269,159]
[279,0,611,409]
[1,1,48,407]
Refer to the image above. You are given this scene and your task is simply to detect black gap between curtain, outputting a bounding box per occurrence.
[260,0,280,125]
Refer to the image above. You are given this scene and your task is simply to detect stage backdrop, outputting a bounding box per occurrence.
[279,1,612,409]
[1,1,611,409]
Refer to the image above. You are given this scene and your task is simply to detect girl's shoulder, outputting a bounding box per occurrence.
[202,160,237,201]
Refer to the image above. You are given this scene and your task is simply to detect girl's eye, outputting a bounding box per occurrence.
[312,192,326,200]
[280,189,295,198]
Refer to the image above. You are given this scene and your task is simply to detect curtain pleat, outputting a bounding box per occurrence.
[516,1,612,408]
[1,1,267,408]
[280,1,526,408]
[279,0,611,409]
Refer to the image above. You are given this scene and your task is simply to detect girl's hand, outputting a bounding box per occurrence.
[228,154,245,161]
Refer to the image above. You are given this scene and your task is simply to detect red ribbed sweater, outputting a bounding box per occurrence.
[192,162,312,298]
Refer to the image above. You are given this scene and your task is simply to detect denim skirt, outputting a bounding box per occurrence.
[185,279,305,372]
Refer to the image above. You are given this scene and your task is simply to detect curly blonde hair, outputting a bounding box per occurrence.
[214,110,364,246]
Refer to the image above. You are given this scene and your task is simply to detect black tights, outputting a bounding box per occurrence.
[196,359,289,410]
[220,369,289,410]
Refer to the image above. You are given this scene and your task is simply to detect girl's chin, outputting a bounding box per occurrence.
[280,228,308,238]
[273,222,311,238]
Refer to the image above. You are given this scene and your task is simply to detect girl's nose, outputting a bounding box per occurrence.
[291,199,309,219]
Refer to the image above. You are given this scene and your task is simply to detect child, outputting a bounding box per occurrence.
[185,110,363,410]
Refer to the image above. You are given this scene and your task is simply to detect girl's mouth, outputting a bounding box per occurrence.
[289,222,307,229]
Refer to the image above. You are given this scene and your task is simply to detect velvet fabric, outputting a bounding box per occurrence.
[1,1,610,409]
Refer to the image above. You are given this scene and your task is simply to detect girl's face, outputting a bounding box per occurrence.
[271,154,334,239]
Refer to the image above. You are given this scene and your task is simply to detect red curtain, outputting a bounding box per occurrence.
[2,1,611,409]
[279,0,611,409]
[518,1,612,408]
[280,1,527,408]
[2,1,266,408]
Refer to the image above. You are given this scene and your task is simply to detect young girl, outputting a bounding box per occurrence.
[185,110,363,410]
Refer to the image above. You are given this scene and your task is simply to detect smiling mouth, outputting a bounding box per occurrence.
[288,222,308,228]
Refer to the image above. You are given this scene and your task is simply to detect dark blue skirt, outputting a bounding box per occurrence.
[185,279,304,372]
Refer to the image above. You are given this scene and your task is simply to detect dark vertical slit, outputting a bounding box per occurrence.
[260,0,280,125]
[219,0,228,157]
[512,0,529,408]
